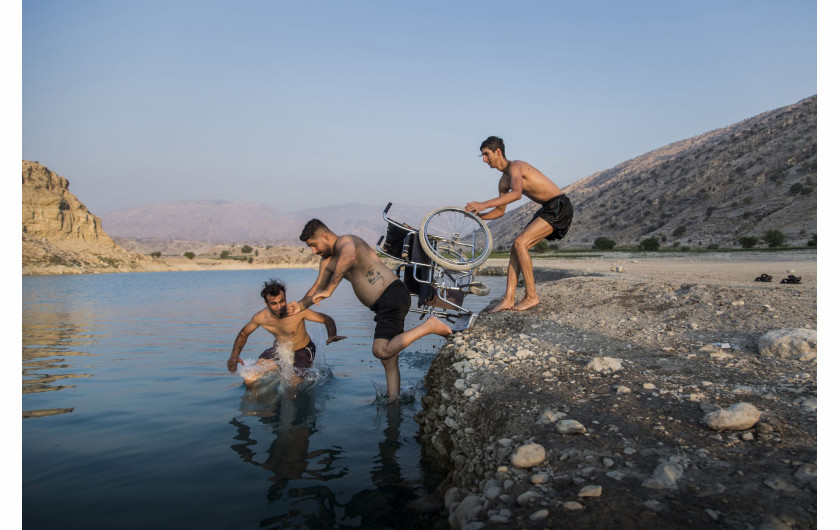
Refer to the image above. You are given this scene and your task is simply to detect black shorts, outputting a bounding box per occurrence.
[530,193,573,241]
[259,340,316,370]
[370,280,411,341]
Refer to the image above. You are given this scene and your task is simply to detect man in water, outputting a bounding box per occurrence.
[228,278,346,386]
[287,219,452,402]
[466,136,573,312]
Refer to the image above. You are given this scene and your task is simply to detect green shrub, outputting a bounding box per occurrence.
[184,252,195,260]
[807,233,817,247]
[592,237,616,250]
[672,225,687,237]
[150,251,162,258]
[763,229,787,248]
[738,236,759,249]
[220,250,230,259]
[241,245,253,254]
[639,237,660,251]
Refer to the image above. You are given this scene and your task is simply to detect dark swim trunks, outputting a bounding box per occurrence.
[370,280,411,341]
[259,340,317,370]
[530,193,573,241]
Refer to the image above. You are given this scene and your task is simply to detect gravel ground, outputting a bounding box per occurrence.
[412,250,818,529]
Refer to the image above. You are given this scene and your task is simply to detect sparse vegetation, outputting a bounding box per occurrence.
[184,252,195,260]
[738,236,759,249]
[241,245,253,254]
[762,229,787,248]
[150,251,162,258]
[639,237,660,251]
[807,233,816,247]
[592,237,616,250]
[672,225,686,237]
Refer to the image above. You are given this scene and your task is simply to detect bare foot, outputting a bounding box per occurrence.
[511,297,540,311]
[426,315,453,336]
[487,300,515,313]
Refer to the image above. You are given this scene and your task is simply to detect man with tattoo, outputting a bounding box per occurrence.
[229,278,346,387]
[466,136,573,312]
[288,219,452,401]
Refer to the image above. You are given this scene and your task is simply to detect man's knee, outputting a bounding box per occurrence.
[372,340,396,360]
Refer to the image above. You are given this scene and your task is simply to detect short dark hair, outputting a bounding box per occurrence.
[300,219,330,242]
[480,136,505,158]
[260,278,286,301]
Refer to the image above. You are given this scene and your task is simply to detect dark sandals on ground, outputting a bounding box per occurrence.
[780,275,802,284]
[754,273,773,282]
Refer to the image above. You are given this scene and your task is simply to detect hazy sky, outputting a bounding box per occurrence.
[21,0,817,215]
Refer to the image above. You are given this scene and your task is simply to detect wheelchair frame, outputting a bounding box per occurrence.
[375,203,490,330]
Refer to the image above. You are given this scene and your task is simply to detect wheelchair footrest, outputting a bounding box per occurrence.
[449,313,477,332]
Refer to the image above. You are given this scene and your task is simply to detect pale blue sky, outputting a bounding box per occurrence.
[21,0,818,214]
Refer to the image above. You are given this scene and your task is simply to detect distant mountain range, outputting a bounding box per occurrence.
[94,95,817,254]
[101,201,436,249]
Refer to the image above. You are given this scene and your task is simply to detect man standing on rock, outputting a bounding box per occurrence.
[466,136,573,312]
[287,219,453,402]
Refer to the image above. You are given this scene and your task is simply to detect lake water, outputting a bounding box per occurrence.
[22,269,504,529]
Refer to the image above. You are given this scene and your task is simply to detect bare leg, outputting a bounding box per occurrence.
[372,316,452,400]
[244,358,280,387]
[510,219,554,312]
[488,251,521,313]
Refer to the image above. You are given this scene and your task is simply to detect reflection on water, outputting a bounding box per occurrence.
[23,304,95,412]
[22,270,503,528]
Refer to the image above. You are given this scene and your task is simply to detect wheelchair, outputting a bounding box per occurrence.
[376,203,493,331]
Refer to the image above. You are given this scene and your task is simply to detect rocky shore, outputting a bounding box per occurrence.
[414,251,817,529]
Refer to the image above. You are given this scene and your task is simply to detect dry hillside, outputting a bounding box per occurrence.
[487,96,817,249]
[21,161,161,275]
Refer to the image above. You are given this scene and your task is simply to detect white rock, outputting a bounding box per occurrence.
[704,402,761,431]
[578,485,602,497]
[511,443,547,468]
[643,462,683,490]
[586,357,623,373]
[758,328,817,361]
[616,385,632,396]
[556,419,587,434]
[563,501,584,510]
[529,509,549,521]
[516,490,543,506]
[539,408,567,425]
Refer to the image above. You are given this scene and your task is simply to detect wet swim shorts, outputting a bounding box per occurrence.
[530,193,573,241]
[259,340,317,370]
[370,280,411,341]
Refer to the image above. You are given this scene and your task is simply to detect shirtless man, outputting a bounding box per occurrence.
[287,219,452,401]
[228,279,346,386]
[466,136,573,312]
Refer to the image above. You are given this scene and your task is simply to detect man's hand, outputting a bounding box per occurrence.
[465,201,485,215]
[227,356,244,373]
[326,335,347,345]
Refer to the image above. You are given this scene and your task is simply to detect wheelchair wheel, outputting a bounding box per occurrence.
[419,207,492,271]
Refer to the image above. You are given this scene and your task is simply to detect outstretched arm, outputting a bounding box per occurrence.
[310,237,356,304]
[228,318,260,373]
[288,260,333,315]
[466,171,523,219]
[304,310,346,344]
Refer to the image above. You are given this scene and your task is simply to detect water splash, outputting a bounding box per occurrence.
[370,380,420,405]
[237,342,332,392]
